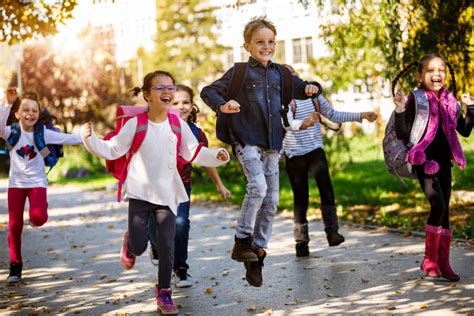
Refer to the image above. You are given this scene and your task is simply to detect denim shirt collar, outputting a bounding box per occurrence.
[248,56,275,69]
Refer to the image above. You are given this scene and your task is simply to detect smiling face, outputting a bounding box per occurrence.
[171,90,193,121]
[15,98,40,132]
[244,27,276,66]
[143,74,175,111]
[417,57,446,95]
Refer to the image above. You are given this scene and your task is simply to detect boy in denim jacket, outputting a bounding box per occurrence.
[201,16,321,287]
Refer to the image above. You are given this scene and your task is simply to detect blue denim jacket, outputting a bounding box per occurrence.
[201,57,313,150]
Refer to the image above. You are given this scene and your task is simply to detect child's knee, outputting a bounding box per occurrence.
[29,213,48,227]
[247,181,267,198]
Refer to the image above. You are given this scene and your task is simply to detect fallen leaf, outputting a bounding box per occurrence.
[107,224,114,229]
[222,270,230,276]
[205,288,214,294]
[361,278,369,283]
[247,305,257,312]
[403,230,412,237]
[395,290,403,294]
[385,305,396,310]
[420,303,427,309]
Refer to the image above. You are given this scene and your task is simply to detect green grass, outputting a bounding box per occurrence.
[39,135,473,239]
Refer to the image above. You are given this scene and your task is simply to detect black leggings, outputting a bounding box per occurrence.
[128,199,176,289]
[285,148,335,224]
[415,164,452,228]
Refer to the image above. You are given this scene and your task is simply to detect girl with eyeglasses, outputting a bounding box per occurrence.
[80,70,229,315]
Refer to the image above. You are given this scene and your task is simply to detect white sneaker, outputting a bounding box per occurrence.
[172,268,192,288]
[149,248,159,267]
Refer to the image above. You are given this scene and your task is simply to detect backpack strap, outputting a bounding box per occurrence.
[188,122,200,140]
[409,89,430,148]
[117,112,148,201]
[168,112,181,154]
[226,62,247,101]
[6,122,21,151]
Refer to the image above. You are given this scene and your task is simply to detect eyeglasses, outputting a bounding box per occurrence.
[152,85,177,92]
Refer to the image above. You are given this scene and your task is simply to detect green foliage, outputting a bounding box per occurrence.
[191,134,473,238]
[0,0,77,45]
[134,0,225,91]
[312,0,473,97]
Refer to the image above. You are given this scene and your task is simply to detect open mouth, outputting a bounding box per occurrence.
[432,78,443,84]
[160,95,172,104]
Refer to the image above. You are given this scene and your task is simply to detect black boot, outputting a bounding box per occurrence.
[231,235,258,262]
[293,222,310,257]
[244,248,266,287]
[321,206,345,247]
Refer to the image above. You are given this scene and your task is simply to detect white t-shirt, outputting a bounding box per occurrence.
[0,104,83,188]
[82,116,229,214]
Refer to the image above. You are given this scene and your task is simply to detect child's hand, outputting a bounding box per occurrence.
[5,87,18,105]
[305,84,319,96]
[216,149,229,161]
[219,100,240,113]
[461,93,474,106]
[217,184,232,199]
[393,91,407,112]
[81,122,93,139]
[300,112,319,130]
[361,111,378,122]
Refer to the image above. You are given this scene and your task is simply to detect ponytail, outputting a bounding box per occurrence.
[129,87,141,97]
[391,61,418,97]
[446,62,457,97]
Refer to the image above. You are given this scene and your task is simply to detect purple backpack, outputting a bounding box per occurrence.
[383,89,429,179]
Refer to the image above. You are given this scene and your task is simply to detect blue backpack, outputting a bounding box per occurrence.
[5,110,64,172]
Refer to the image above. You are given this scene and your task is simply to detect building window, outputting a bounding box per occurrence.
[292,38,302,63]
[292,37,313,64]
[305,37,313,61]
[274,40,285,63]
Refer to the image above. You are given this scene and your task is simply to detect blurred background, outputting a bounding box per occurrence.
[0,0,472,238]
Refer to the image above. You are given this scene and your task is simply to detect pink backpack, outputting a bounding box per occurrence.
[104,106,201,201]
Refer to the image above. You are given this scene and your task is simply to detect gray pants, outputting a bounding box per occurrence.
[128,199,176,289]
[234,145,280,249]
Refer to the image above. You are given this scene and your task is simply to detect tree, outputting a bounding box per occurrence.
[312,0,473,97]
[10,29,133,132]
[137,0,226,90]
[0,1,77,45]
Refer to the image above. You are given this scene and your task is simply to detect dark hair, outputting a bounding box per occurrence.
[243,16,277,43]
[176,84,200,124]
[391,53,457,97]
[129,70,176,102]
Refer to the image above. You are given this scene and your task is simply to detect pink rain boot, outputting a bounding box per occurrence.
[438,228,460,281]
[420,224,441,277]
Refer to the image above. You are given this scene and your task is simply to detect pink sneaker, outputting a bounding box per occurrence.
[155,287,178,315]
[120,231,136,270]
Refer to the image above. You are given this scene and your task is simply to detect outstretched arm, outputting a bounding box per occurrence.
[204,167,232,199]
[457,93,474,137]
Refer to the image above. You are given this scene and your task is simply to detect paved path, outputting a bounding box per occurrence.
[0,183,473,315]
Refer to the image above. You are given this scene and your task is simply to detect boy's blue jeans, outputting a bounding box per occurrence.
[234,144,280,249]
[149,183,191,269]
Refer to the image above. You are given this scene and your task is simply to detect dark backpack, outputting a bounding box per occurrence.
[5,109,63,173]
[215,62,295,145]
[382,89,430,180]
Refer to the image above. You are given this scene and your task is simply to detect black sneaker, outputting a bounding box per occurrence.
[149,247,159,267]
[172,267,192,288]
[7,262,22,284]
